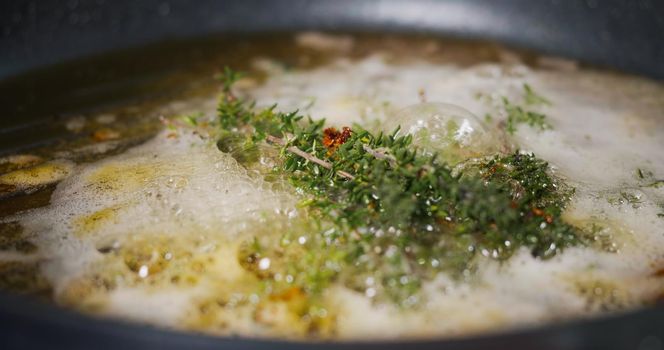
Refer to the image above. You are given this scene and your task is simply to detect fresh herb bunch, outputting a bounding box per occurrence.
[215,69,581,306]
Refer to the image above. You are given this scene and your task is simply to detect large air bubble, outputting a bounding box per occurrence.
[386,103,499,164]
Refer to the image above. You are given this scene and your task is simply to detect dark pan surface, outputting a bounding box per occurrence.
[1,291,664,350]
[0,1,663,349]
[1,0,664,80]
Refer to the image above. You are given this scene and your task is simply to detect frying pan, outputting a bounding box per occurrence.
[0,1,663,349]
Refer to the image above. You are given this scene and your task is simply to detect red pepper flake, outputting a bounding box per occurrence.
[323,126,352,153]
[653,267,664,278]
[531,207,554,223]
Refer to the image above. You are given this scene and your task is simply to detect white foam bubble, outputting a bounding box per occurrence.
[11,130,297,293]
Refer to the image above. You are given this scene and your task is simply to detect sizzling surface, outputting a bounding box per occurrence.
[0,33,663,340]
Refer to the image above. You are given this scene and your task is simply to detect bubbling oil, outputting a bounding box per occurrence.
[0,32,664,340]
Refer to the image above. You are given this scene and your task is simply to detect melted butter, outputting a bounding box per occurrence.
[74,205,124,238]
[0,261,51,296]
[0,161,73,190]
[561,215,636,253]
[86,163,163,194]
[570,277,633,312]
[0,37,663,340]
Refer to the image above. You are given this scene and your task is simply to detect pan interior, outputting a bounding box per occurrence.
[0,32,663,341]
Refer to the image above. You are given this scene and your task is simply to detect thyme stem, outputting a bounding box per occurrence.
[265,135,355,180]
[362,144,397,168]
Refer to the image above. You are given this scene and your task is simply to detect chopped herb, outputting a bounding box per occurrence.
[646,181,664,188]
[634,168,664,188]
[217,66,245,93]
[504,98,551,134]
[523,83,551,106]
[503,84,552,135]
[607,191,643,209]
[180,112,203,127]
[622,191,642,206]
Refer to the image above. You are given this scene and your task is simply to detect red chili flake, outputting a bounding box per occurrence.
[486,164,502,177]
[323,126,352,153]
[531,207,554,223]
[652,267,664,278]
[532,208,544,216]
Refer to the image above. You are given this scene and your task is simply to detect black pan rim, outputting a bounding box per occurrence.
[1,1,663,349]
[1,290,663,349]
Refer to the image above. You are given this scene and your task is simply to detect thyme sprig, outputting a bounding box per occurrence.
[214,69,581,306]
